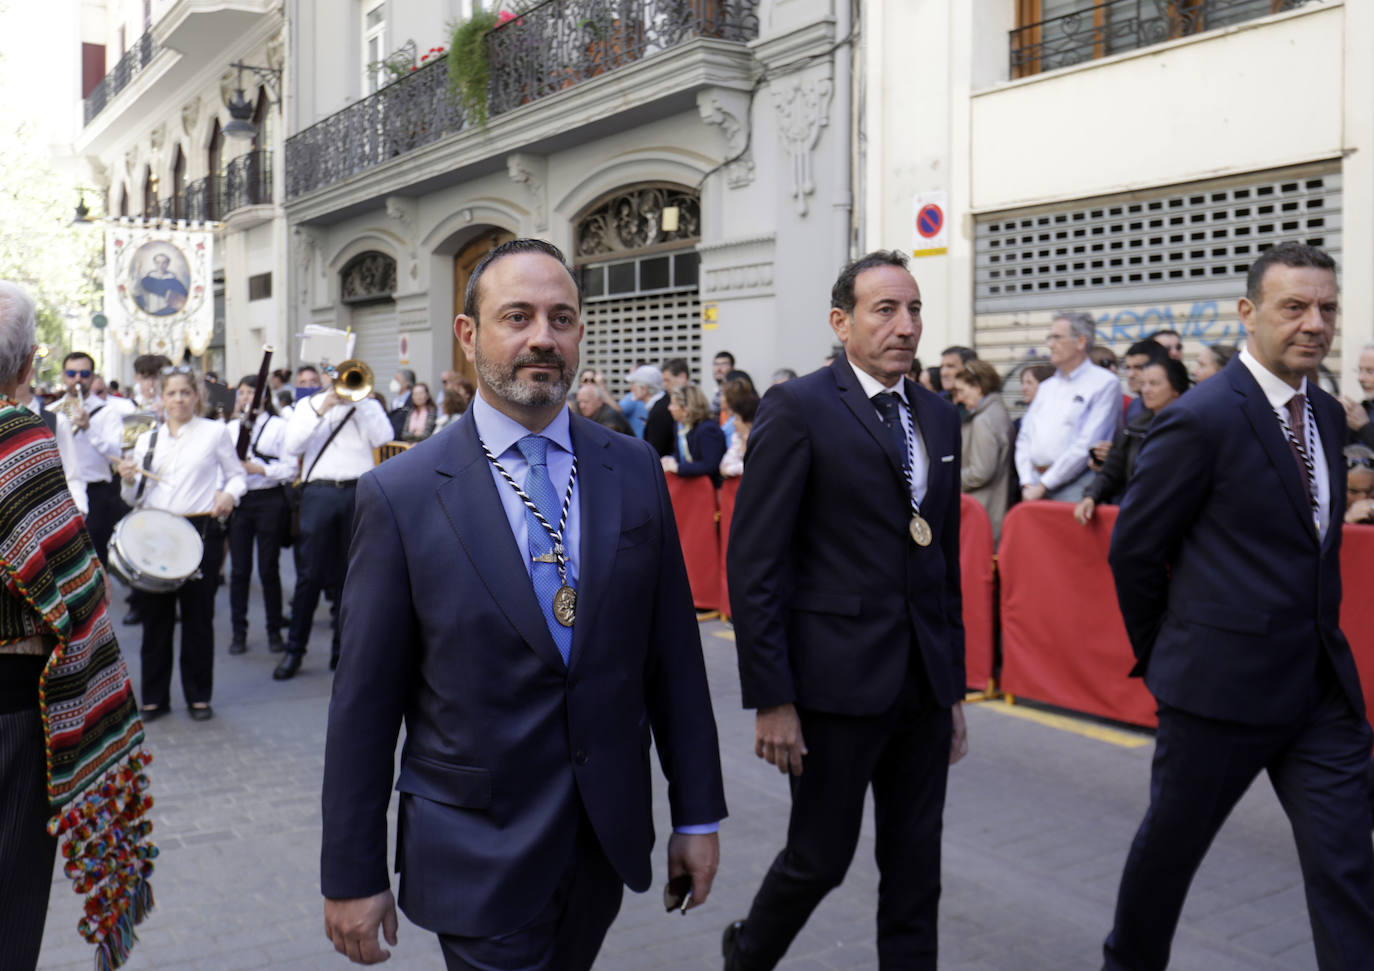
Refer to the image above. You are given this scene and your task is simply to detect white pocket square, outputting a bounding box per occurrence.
[941,454,954,463]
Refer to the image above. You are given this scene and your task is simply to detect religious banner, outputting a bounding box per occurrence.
[105,220,215,360]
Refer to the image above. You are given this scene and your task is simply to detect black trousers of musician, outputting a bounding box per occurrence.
[84,478,129,565]
[139,518,224,709]
[1103,663,1374,971]
[286,481,355,661]
[228,487,289,641]
[438,813,624,971]
[0,704,59,971]
[731,660,953,971]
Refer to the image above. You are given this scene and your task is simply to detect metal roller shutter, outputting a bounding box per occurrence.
[349,303,398,395]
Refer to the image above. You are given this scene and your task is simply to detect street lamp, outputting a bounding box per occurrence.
[223,61,283,141]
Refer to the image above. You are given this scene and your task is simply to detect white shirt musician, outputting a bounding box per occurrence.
[116,368,244,722]
[284,388,394,483]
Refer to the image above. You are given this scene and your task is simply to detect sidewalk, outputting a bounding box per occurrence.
[37,567,1318,970]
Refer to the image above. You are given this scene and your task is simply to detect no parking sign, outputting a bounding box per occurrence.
[912,191,949,258]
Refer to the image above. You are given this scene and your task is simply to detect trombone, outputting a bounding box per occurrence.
[325,359,374,403]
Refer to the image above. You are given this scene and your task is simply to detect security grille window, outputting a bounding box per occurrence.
[974,167,1341,314]
[248,273,272,301]
[573,183,703,392]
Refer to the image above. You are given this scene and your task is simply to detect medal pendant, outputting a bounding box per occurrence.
[553,584,577,627]
[909,514,933,547]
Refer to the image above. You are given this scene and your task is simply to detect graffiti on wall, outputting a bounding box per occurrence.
[1093,300,1244,348]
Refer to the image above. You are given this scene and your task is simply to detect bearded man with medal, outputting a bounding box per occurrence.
[724,250,968,971]
[320,239,726,970]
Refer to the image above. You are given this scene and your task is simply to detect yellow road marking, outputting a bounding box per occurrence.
[973,699,1152,749]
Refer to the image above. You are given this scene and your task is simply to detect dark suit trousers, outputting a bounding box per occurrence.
[140,518,223,708]
[0,706,59,970]
[228,487,288,638]
[437,814,624,971]
[734,664,953,971]
[85,479,129,566]
[1104,668,1374,971]
[287,482,355,658]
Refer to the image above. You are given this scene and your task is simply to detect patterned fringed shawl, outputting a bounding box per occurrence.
[0,403,156,970]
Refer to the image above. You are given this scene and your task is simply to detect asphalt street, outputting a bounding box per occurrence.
[35,556,1326,970]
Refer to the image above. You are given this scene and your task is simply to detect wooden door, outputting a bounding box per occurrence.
[452,229,515,383]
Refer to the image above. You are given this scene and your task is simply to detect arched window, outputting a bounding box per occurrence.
[171,145,186,219]
[207,119,224,220]
[251,87,273,153]
[118,183,129,218]
[143,166,158,218]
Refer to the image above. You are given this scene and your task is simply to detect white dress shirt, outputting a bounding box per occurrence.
[55,393,135,485]
[121,416,247,515]
[1015,358,1122,491]
[284,393,394,482]
[848,354,929,505]
[226,412,299,491]
[1239,346,1331,538]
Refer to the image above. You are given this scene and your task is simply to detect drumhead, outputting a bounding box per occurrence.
[112,509,204,581]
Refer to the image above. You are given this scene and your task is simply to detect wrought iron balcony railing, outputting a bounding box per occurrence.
[224,150,273,213]
[83,31,158,125]
[486,0,760,114]
[182,177,225,222]
[285,0,759,201]
[1010,0,1313,79]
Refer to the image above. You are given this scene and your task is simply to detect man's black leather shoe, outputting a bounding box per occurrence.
[273,653,303,681]
[722,920,746,970]
[228,637,247,655]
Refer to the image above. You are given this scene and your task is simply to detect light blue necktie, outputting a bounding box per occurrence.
[516,435,573,664]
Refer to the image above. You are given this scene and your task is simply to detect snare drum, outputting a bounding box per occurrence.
[107,509,205,593]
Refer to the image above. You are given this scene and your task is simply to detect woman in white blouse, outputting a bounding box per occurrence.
[119,366,246,722]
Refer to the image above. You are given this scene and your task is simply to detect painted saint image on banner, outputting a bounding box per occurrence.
[130,241,190,317]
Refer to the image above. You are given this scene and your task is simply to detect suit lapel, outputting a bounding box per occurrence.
[568,417,619,672]
[832,355,907,485]
[434,414,566,674]
[1231,364,1318,546]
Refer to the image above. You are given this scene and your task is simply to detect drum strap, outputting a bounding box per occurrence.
[303,406,356,484]
[135,427,159,502]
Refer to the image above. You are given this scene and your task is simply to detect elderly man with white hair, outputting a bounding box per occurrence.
[1341,340,1374,450]
[1016,311,1123,502]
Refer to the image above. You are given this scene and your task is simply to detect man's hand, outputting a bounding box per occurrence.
[660,455,679,474]
[1022,483,1048,502]
[242,460,266,476]
[1073,496,1096,525]
[317,389,344,415]
[73,407,90,432]
[755,704,807,775]
[950,702,969,765]
[1088,440,1112,469]
[1341,395,1370,432]
[666,831,719,912]
[1345,498,1374,525]
[117,458,138,484]
[324,891,398,965]
[211,491,236,519]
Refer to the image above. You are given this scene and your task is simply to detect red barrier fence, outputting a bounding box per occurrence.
[960,496,996,692]
[664,473,721,612]
[1340,524,1374,728]
[999,502,1158,728]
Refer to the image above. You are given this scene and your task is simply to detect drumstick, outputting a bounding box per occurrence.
[110,460,165,485]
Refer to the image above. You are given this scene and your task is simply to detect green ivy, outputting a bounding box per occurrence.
[446,11,499,128]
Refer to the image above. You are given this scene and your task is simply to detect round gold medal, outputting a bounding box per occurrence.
[553,585,577,627]
[909,515,933,547]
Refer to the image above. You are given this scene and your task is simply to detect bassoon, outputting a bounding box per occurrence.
[235,344,275,460]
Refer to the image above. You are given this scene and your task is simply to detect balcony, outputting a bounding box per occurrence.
[1009,0,1315,79]
[224,150,273,213]
[83,31,157,125]
[285,0,759,207]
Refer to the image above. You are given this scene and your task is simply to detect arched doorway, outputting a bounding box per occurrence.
[340,250,399,387]
[451,228,515,384]
[573,184,702,393]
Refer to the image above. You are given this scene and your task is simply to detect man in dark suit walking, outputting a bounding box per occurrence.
[320,239,727,969]
[1105,242,1374,970]
[723,250,968,970]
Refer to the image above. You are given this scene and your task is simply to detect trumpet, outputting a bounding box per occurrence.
[120,413,158,452]
[52,391,86,424]
[327,359,374,403]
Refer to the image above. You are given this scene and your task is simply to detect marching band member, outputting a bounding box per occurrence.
[226,374,297,655]
[119,366,245,722]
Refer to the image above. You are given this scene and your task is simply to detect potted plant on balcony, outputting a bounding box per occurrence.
[447,10,500,126]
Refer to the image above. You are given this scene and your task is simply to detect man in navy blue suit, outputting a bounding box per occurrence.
[723,250,968,970]
[319,239,727,969]
[1105,242,1374,970]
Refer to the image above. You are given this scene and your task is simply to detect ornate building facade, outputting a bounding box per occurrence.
[285,0,855,393]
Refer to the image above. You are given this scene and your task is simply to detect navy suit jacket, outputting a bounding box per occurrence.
[727,355,965,716]
[320,410,727,937]
[1109,355,1366,726]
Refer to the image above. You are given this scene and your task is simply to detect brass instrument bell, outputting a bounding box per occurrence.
[328,359,374,403]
